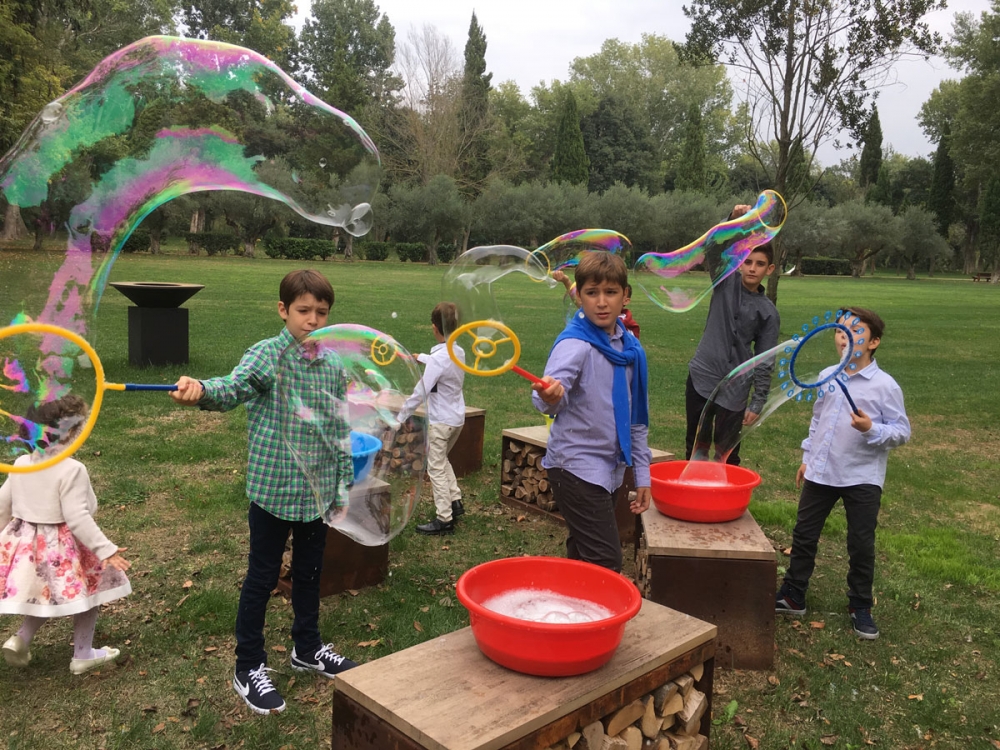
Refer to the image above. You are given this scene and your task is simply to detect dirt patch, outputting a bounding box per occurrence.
[905,414,999,461]
[127,409,230,436]
[956,501,1000,536]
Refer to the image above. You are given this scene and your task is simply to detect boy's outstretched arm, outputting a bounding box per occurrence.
[532,375,564,404]
[171,376,204,406]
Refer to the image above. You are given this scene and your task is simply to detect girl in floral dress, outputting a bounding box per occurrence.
[0,395,131,674]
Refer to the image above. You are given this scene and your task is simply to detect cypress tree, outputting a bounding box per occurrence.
[459,12,493,196]
[867,163,894,208]
[928,128,956,236]
[674,104,707,192]
[551,91,590,185]
[859,108,883,189]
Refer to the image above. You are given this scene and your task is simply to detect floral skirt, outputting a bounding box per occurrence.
[0,519,131,617]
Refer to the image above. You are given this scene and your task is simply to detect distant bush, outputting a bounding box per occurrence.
[395,242,426,263]
[262,237,335,260]
[186,232,239,256]
[436,243,457,264]
[801,256,851,276]
[121,230,150,253]
[357,241,390,261]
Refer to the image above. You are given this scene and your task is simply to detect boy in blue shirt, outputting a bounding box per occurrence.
[775,307,911,640]
[172,270,357,714]
[532,252,651,572]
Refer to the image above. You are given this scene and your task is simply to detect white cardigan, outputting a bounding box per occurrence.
[0,454,118,560]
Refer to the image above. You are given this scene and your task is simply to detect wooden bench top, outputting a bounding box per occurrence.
[382,392,486,418]
[641,508,776,562]
[502,426,674,464]
[334,599,716,750]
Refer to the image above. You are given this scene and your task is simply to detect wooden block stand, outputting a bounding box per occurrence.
[499,426,673,546]
[637,508,777,670]
[389,404,486,479]
[331,600,716,750]
[277,476,390,598]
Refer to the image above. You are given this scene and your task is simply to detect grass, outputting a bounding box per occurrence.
[1,244,1000,749]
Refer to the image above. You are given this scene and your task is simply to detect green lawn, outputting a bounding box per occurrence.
[1,249,999,749]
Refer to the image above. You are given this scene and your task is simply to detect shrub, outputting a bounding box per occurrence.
[436,243,458,264]
[800,256,851,276]
[357,241,390,261]
[395,242,426,263]
[121,229,150,253]
[186,232,239,256]
[262,237,335,260]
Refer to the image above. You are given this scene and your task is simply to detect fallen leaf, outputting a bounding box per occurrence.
[745,735,760,749]
[152,723,165,734]
[203,647,218,653]
[908,694,924,701]
[782,547,791,556]
[413,620,423,632]
[420,605,430,612]
[440,545,450,551]
[357,639,381,648]
[990,740,1000,750]
[182,580,193,589]
[828,653,845,661]
[516,515,526,522]
[820,735,839,745]
[347,589,360,596]
[271,645,287,653]
[767,675,780,686]
[176,595,190,607]
[142,706,158,714]
[810,621,826,629]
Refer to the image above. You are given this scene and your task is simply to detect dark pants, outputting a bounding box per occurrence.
[547,467,623,573]
[235,502,327,672]
[685,374,744,465]
[783,480,882,610]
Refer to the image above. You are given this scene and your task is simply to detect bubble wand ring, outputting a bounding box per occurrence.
[370,334,399,366]
[788,322,861,415]
[445,320,546,386]
[0,323,177,474]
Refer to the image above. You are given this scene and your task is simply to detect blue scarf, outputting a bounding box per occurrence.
[553,312,649,465]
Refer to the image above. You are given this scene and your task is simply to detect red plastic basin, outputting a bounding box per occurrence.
[456,556,642,677]
[650,460,761,523]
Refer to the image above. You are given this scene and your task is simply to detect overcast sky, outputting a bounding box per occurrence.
[293,0,990,167]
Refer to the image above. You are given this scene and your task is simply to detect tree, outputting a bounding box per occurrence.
[978,176,1000,281]
[674,104,707,193]
[867,164,893,208]
[683,0,944,302]
[181,0,296,69]
[550,91,589,186]
[299,0,401,116]
[828,200,903,276]
[581,95,655,194]
[928,130,956,235]
[387,174,467,264]
[457,12,492,196]
[892,205,950,279]
[858,108,883,188]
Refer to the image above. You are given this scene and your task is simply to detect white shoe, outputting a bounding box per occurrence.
[70,646,121,675]
[2,635,31,668]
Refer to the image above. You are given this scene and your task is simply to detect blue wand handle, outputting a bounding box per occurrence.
[122,384,178,391]
[836,380,860,415]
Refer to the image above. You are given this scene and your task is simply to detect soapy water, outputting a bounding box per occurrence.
[482,588,614,624]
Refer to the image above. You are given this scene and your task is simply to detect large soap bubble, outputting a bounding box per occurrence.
[633,190,786,313]
[277,324,425,545]
[443,244,553,327]
[529,228,631,276]
[0,35,379,466]
[690,310,864,467]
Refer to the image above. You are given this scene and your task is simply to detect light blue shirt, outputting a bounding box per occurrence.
[801,359,911,489]
[532,329,652,493]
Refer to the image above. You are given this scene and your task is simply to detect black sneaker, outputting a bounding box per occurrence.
[416,517,454,535]
[775,588,806,616]
[452,499,465,519]
[291,643,357,678]
[233,664,286,714]
[850,608,879,640]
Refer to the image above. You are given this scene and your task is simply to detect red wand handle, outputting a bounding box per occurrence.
[511,364,546,386]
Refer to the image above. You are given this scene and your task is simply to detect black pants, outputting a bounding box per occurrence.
[685,374,744,465]
[547,467,623,573]
[235,502,327,672]
[783,480,882,610]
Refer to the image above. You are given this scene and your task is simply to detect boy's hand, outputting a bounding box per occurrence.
[729,204,752,220]
[532,375,564,404]
[171,376,204,406]
[795,463,807,489]
[631,487,651,514]
[850,408,873,433]
[743,409,760,426]
[105,548,131,571]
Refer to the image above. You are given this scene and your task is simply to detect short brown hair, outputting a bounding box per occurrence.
[839,306,885,355]
[431,302,459,336]
[574,252,628,292]
[279,269,334,309]
[749,242,774,266]
[21,394,88,450]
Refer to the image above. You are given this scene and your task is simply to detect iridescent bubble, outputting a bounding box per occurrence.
[277,324,424,545]
[633,190,786,313]
[0,35,380,436]
[528,228,631,276]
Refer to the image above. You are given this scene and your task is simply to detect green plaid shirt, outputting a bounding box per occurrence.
[198,327,353,521]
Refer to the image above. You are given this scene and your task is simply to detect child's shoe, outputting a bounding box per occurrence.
[69,646,121,674]
[849,608,879,640]
[233,664,286,714]
[2,635,31,668]
[452,499,465,519]
[775,586,806,616]
[290,643,357,678]
[416,517,454,535]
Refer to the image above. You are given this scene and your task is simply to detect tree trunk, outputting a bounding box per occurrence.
[344,234,353,260]
[32,222,45,250]
[1,204,29,241]
[427,229,439,265]
[462,225,471,253]
[242,239,255,258]
[906,263,916,280]
[150,227,161,254]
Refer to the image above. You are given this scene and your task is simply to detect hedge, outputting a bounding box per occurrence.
[121,229,150,253]
[800,256,852,276]
[186,232,239,256]
[262,236,335,260]
[357,241,390,261]
[395,242,426,263]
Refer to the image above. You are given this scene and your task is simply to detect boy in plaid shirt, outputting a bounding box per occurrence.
[172,270,356,715]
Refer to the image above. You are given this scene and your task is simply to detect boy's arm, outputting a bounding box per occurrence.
[748,311,781,414]
[531,340,585,414]
[397,354,444,423]
[189,342,275,412]
[862,384,911,448]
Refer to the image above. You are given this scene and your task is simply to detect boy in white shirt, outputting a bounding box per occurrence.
[397,302,467,535]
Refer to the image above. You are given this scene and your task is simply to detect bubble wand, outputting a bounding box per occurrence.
[445,320,546,386]
[0,323,178,474]
[783,317,864,416]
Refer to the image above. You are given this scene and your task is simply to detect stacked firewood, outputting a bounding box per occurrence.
[541,664,710,749]
[635,518,652,598]
[385,420,426,473]
[500,440,556,512]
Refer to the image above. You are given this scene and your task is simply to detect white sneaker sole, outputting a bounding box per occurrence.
[232,677,286,714]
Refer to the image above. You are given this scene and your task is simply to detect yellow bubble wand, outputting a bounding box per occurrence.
[445,320,546,386]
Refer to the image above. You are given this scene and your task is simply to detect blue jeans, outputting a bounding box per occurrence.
[783,480,882,610]
[234,503,326,672]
